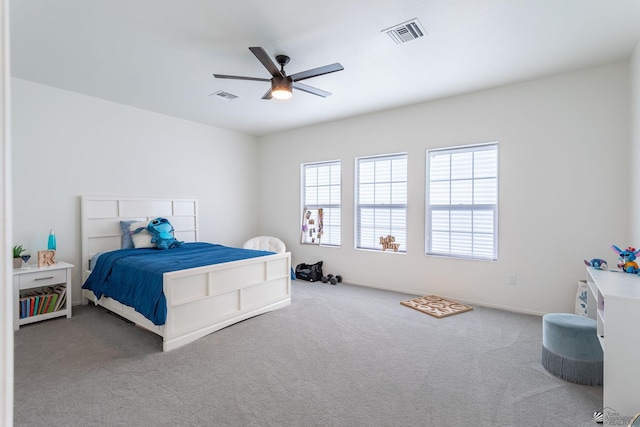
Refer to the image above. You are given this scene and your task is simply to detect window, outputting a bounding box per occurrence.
[301,161,341,246]
[356,153,407,252]
[426,143,498,260]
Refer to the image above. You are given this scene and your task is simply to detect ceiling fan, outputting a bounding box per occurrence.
[213,47,344,100]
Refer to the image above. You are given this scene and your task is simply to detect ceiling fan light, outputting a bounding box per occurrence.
[272,77,293,100]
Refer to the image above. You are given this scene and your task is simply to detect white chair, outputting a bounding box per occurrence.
[243,236,286,253]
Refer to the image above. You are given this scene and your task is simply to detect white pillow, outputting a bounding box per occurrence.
[129,221,154,249]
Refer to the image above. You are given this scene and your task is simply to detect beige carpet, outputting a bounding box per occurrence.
[401,295,473,318]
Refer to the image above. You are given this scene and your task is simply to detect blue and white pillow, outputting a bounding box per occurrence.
[120,220,153,249]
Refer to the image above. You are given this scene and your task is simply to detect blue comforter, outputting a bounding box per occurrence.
[82,242,275,325]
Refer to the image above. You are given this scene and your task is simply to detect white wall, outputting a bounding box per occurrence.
[10,60,633,316]
[11,78,260,304]
[258,62,630,315]
[631,41,640,244]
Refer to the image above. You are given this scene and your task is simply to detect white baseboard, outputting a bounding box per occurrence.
[344,280,546,317]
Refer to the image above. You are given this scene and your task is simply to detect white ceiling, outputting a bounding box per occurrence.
[9,0,640,136]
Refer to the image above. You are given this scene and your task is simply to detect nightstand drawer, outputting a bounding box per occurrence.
[19,269,67,289]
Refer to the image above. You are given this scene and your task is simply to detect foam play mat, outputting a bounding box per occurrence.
[400,295,473,318]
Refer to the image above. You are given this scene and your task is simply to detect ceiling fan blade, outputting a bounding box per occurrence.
[293,82,332,97]
[213,74,270,82]
[261,88,273,100]
[289,63,344,82]
[249,47,284,78]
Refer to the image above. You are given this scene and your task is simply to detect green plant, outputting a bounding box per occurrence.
[13,245,26,258]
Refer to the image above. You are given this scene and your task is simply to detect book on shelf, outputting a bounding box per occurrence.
[19,297,28,319]
[36,295,43,315]
[53,286,66,312]
[41,294,50,314]
[49,293,59,313]
[19,284,67,319]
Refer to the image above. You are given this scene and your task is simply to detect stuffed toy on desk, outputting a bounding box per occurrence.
[611,245,640,274]
[583,258,608,270]
[134,217,184,250]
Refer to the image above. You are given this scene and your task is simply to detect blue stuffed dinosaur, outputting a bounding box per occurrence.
[135,217,184,250]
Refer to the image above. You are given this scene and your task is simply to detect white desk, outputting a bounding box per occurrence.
[586,267,640,425]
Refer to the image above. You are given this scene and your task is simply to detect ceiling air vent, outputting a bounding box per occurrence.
[210,90,238,101]
[383,18,426,45]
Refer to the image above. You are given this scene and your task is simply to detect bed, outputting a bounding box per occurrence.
[80,195,291,351]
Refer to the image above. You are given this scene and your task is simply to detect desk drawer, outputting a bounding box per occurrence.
[19,269,66,289]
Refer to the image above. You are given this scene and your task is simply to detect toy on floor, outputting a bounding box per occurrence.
[611,245,640,273]
[134,217,184,250]
[583,258,608,270]
[321,274,342,285]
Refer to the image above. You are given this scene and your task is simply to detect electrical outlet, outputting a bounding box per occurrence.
[509,274,517,285]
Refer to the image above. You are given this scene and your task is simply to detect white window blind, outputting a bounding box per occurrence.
[301,161,341,246]
[426,143,498,260]
[356,153,407,252]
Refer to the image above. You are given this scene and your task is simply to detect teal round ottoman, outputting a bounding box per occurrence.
[541,313,603,386]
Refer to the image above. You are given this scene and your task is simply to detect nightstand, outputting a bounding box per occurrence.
[13,261,73,331]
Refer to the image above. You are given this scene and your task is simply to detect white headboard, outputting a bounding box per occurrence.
[80,195,198,272]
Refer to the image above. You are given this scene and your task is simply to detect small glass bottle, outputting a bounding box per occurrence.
[47,229,57,251]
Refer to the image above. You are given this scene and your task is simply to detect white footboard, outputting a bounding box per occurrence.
[83,252,291,351]
[162,252,291,351]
